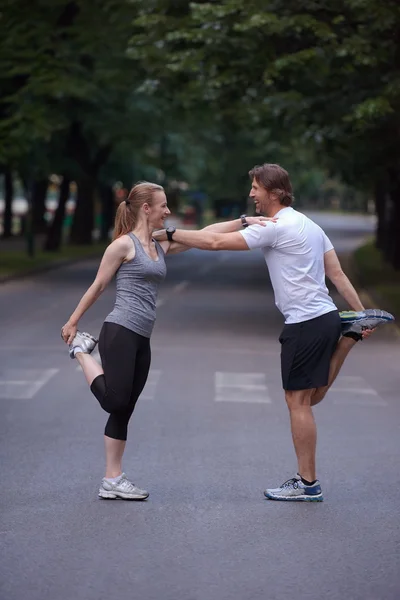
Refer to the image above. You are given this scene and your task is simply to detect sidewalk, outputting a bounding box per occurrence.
[0,217,191,283]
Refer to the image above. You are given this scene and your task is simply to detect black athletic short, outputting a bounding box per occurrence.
[279,310,342,391]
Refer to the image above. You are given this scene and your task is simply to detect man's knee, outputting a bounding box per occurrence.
[285,388,314,409]
[311,387,327,407]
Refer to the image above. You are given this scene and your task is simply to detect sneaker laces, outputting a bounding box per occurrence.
[281,477,300,489]
[118,475,137,492]
[81,332,94,340]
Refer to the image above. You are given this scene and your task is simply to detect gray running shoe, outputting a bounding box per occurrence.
[98,473,149,500]
[340,308,394,326]
[69,330,98,359]
[341,309,395,340]
[264,474,323,502]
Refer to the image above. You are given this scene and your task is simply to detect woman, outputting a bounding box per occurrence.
[61,181,270,500]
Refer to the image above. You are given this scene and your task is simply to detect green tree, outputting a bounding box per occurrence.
[130,0,400,265]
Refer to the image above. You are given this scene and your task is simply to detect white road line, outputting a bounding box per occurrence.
[173,280,189,293]
[0,368,59,399]
[141,369,162,400]
[332,388,378,395]
[198,255,228,274]
[215,371,271,403]
[330,375,387,406]
[333,396,387,407]
[151,344,278,356]
[76,361,161,399]
[156,280,189,308]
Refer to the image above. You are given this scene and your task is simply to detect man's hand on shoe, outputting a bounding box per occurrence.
[361,329,373,339]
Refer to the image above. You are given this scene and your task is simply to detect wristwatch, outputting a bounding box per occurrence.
[240,214,249,228]
[166,226,176,241]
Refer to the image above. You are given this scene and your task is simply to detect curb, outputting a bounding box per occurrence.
[342,250,400,340]
[0,253,103,285]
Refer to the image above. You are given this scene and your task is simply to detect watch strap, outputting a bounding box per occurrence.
[240,214,249,228]
[166,228,175,241]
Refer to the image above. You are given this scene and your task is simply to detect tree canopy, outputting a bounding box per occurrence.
[1,0,399,264]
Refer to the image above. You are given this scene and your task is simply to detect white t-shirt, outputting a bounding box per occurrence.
[240,207,337,324]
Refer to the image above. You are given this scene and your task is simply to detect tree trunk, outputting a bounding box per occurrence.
[374,181,387,251]
[32,178,49,234]
[99,183,115,242]
[2,167,13,238]
[24,180,35,258]
[44,176,70,251]
[69,177,95,245]
[389,184,400,270]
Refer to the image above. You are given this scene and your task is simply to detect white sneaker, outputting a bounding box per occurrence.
[69,330,98,359]
[98,474,149,500]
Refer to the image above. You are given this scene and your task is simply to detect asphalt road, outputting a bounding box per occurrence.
[1,213,399,600]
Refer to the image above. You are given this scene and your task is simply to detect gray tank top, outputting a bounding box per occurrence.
[105,232,167,338]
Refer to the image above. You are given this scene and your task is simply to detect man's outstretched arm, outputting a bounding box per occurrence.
[324,249,365,311]
[154,217,278,251]
[159,228,250,251]
[201,216,270,234]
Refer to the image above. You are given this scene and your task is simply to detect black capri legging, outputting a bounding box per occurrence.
[90,322,151,441]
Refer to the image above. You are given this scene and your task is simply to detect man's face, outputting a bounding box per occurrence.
[249,178,269,213]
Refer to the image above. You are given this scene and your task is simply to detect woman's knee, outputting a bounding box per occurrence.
[90,375,131,413]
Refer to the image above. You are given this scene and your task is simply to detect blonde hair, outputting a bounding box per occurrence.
[113,181,164,240]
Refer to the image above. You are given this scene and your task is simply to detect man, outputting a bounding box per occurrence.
[155,163,394,502]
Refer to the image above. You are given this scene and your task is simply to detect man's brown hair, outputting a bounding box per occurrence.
[249,163,294,207]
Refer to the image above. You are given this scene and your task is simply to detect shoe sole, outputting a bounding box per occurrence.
[340,311,363,323]
[340,310,394,324]
[98,490,149,500]
[264,493,323,502]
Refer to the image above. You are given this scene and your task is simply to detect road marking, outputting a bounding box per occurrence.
[173,280,189,293]
[330,375,387,406]
[199,257,228,274]
[215,371,271,403]
[0,368,59,399]
[141,369,162,399]
[156,280,189,308]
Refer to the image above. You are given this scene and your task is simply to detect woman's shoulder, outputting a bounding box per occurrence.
[111,233,134,249]
[106,234,135,259]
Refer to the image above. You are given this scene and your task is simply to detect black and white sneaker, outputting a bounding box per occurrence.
[69,330,98,359]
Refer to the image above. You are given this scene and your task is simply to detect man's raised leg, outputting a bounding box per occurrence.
[311,336,356,406]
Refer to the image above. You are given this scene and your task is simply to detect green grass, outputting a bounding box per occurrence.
[0,242,107,278]
[353,241,400,316]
